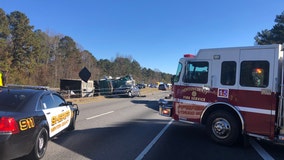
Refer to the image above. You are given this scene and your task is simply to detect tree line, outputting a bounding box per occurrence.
[0,9,172,87]
[254,11,284,45]
[0,9,283,87]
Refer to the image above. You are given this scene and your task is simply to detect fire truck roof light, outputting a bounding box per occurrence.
[184,54,195,58]
[213,55,220,60]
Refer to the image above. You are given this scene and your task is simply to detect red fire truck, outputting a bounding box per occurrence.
[159,44,284,145]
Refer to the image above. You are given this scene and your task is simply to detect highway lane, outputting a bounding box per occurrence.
[42,91,171,160]
[143,121,265,160]
[37,90,284,160]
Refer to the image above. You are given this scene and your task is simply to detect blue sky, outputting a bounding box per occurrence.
[1,0,283,74]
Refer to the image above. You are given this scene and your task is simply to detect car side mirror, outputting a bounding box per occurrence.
[66,101,73,105]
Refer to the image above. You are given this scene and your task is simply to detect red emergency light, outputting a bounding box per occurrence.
[184,54,195,58]
[162,109,169,115]
[255,68,263,74]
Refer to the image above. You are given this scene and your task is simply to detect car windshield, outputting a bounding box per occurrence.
[0,89,35,112]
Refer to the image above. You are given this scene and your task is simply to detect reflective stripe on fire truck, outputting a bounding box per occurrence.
[176,98,276,116]
[237,106,275,115]
[176,98,208,107]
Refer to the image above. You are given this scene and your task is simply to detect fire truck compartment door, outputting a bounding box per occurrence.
[240,48,275,91]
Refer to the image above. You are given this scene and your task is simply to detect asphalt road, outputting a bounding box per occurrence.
[36,90,284,160]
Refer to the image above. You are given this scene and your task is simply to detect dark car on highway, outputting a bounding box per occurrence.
[136,83,146,89]
[0,85,79,160]
[113,84,140,97]
[158,84,167,90]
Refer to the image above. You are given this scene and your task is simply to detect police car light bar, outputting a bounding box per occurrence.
[6,84,49,90]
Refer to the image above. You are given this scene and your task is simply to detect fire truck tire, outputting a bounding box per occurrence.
[206,111,240,146]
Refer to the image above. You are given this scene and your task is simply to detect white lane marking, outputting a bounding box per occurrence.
[135,119,174,160]
[249,138,274,160]
[86,111,114,120]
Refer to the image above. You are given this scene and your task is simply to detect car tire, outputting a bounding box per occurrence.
[27,127,48,160]
[67,113,76,131]
[206,111,240,146]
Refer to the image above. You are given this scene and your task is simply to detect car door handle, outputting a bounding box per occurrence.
[46,112,51,115]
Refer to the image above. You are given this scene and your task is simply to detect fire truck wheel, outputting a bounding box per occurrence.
[206,111,240,146]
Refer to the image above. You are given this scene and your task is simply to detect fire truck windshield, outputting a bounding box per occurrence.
[174,62,182,82]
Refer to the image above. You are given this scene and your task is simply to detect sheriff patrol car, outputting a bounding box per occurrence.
[0,85,79,160]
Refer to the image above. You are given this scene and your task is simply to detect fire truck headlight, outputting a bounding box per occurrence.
[163,109,170,115]
[159,107,171,117]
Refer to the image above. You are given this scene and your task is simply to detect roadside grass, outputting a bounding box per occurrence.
[67,87,161,104]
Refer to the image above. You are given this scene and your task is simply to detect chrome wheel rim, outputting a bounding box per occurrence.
[212,118,231,139]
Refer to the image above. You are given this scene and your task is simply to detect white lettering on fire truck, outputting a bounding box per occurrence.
[261,89,272,95]
[183,95,205,102]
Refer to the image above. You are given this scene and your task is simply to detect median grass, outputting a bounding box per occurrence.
[67,87,161,104]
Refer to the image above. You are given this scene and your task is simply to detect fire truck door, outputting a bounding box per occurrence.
[239,48,276,135]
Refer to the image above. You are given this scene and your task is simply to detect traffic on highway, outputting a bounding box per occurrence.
[34,90,284,160]
[0,86,283,160]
